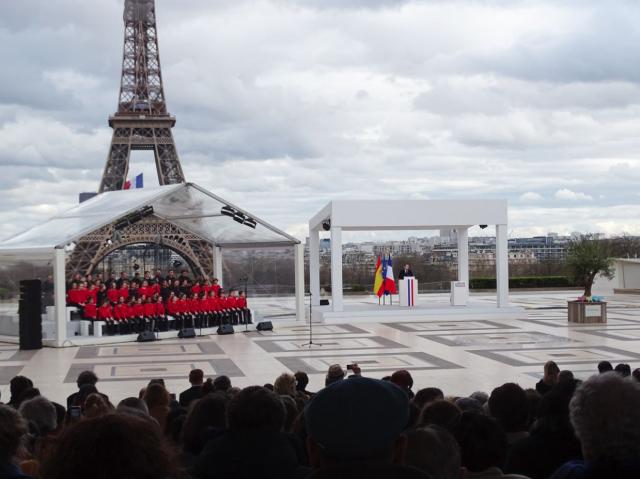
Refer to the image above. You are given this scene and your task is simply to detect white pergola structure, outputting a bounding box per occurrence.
[0,183,304,347]
[309,199,509,312]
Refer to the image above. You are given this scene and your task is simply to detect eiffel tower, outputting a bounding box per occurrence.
[66,0,213,278]
[100,0,184,191]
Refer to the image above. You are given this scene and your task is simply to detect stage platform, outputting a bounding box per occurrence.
[313,298,526,324]
[2,291,640,407]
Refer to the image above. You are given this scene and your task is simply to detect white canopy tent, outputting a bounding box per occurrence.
[0,183,304,346]
[308,199,509,312]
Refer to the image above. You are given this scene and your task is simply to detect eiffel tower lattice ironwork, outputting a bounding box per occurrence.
[66,0,213,279]
[99,0,185,192]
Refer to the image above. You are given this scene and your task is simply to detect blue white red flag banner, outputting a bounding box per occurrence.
[384,254,397,294]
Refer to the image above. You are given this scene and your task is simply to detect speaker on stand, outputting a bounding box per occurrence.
[19,279,43,350]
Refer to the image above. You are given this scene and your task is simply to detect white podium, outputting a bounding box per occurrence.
[450,281,468,306]
[399,277,418,306]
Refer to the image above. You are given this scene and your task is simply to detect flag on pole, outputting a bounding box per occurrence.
[373,255,384,297]
[384,254,397,294]
[123,180,132,190]
[135,173,144,188]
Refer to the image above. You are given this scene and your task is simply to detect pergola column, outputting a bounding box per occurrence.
[457,228,469,285]
[214,246,223,286]
[496,224,509,307]
[330,226,343,312]
[294,244,305,321]
[53,248,67,347]
[309,229,320,306]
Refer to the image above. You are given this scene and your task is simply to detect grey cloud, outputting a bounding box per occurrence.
[2,0,640,239]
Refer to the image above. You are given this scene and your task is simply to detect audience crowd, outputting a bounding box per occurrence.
[1,359,640,479]
[64,268,251,335]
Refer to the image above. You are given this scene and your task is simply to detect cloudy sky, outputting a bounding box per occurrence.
[1,0,640,242]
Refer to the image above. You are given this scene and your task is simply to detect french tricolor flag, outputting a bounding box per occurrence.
[123,173,144,190]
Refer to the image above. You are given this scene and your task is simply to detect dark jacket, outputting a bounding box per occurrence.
[192,429,309,479]
[308,463,432,479]
[179,385,203,408]
[398,269,414,280]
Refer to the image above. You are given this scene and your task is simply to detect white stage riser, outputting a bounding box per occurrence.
[314,306,526,324]
[0,326,234,348]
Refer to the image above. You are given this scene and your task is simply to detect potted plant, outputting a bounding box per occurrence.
[565,235,614,323]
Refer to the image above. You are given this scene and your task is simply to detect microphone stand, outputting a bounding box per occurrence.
[299,293,323,348]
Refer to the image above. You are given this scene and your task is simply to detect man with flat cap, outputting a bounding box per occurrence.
[305,376,432,478]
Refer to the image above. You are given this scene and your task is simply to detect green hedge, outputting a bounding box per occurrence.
[470,276,575,289]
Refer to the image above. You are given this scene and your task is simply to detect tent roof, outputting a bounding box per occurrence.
[0,183,299,252]
[310,199,508,231]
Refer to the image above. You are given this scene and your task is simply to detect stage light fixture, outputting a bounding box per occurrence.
[233,212,246,224]
[243,218,257,229]
[479,224,488,229]
[221,205,235,217]
[322,219,331,231]
[140,205,154,217]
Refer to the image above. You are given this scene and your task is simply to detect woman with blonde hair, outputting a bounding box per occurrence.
[273,373,296,397]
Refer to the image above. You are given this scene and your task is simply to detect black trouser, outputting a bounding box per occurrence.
[239,308,252,324]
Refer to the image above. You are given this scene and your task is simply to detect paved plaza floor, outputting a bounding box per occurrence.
[2,291,640,405]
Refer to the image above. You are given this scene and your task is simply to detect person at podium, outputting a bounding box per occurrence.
[398,264,414,280]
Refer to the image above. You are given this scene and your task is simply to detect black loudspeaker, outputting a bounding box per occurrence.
[256,321,273,331]
[19,280,43,350]
[320,299,330,306]
[178,328,196,339]
[217,324,235,335]
[137,331,156,342]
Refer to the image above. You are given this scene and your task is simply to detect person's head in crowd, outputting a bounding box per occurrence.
[227,386,285,432]
[181,393,228,454]
[412,387,444,410]
[325,364,345,386]
[469,391,488,406]
[488,382,529,435]
[390,370,414,398]
[558,370,575,384]
[76,370,98,390]
[40,413,180,479]
[305,377,409,467]
[117,397,149,414]
[9,375,33,406]
[543,360,560,385]
[524,388,541,427]
[280,395,299,432]
[570,372,640,463]
[16,387,41,408]
[455,397,483,414]
[74,384,98,408]
[213,375,231,392]
[597,360,613,374]
[454,412,508,474]
[405,426,463,479]
[294,371,310,392]
[633,368,640,382]
[19,396,57,436]
[83,393,112,419]
[144,384,170,411]
[263,383,274,391]
[0,404,27,466]
[274,373,296,397]
[418,400,462,431]
[148,378,165,387]
[189,368,204,386]
[614,363,631,377]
